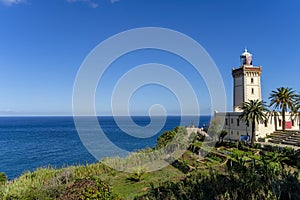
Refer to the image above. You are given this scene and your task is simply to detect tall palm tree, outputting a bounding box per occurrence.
[267,110,279,131]
[269,87,299,131]
[239,99,267,145]
[291,103,300,130]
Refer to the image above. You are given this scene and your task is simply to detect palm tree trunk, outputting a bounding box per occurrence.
[273,111,278,131]
[251,121,255,145]
[298,114,300,130]
[274,113,278,131]
[282,107,286,131]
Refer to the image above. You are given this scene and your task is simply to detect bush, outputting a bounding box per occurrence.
[127,166,146,182]
[157,130,176,148]
[59,176,119,200]
[1,168,65,199]
[136,155,300,200]
[0,172,7,185]
[171,160,190,174]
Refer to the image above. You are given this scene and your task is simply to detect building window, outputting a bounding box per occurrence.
[279,119,282,127]
[292,120,294,126]
[237,119,240,126]
[251,88,254,94]
[251,78,254,83]
[231,118,233,124]
[225,118,228,125]
[237,131,239,136]
[231,131,233,135]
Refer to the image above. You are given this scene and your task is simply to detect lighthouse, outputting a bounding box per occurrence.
[232,49,262,111]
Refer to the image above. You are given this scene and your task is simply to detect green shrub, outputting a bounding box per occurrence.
[58,176,119,200]
[127,166,146,182]
[0,172,7,185]
[157,130,176,148]
[1,167,71,199]
[137,154,300,200]
[171,160,190,174]
[254,143,262,149]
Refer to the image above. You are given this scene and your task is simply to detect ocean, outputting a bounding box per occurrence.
[0,116,210,180]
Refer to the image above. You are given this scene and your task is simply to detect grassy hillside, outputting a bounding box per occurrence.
[1,127,300,199]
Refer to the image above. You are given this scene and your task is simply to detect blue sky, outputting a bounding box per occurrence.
[0,0,299,116]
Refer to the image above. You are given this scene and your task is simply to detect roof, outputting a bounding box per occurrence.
[241,49,252,57]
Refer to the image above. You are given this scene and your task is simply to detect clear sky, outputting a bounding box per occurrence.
[0,0,299,116]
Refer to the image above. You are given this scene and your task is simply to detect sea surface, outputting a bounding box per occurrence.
[0,116,210,180]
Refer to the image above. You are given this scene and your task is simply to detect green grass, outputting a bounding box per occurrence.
[107,165,184,199]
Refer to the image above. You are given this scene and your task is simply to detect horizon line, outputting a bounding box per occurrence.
[0,114,212,117]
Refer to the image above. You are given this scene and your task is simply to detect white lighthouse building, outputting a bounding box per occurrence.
[233,49,262,112]
[215,49,299,141]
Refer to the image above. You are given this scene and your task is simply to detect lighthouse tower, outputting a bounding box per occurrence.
[232,49,262,111]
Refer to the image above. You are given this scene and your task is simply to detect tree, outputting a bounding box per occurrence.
[207,118,222,141]
[269,87,299,131]
[291,96,300,130]
[267,110,279,131]
[239,99,267,145]
[218,130,228,143]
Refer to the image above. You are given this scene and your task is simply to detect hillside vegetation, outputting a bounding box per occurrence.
[1,127,300,200]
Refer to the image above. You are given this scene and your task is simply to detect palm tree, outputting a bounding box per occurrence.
[239,99,267,145]
[291,103,300,130]
[269,87,299,131]
[267,110,279,131]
